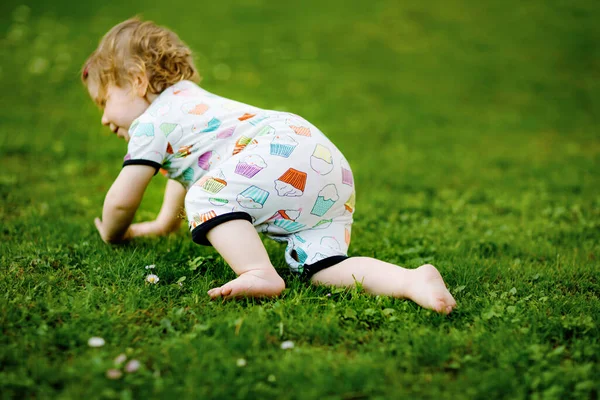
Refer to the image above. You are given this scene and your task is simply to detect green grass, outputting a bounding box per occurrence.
[1,0,599,398]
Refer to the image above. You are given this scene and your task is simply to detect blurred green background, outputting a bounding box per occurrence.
[1,0,599,398]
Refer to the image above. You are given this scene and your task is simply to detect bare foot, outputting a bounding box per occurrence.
[208,269,285,299]
[406,264,457,314]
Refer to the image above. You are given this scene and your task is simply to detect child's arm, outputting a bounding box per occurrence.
[126,179,186,238]
[94,165,155,243]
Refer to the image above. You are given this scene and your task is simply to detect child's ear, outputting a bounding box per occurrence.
[134,74,149,97]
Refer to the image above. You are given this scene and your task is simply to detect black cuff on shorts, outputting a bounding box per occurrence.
[302,255,349,280]
[191,212,253,246]
[123,159,162,175]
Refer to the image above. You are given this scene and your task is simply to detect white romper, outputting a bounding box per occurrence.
[124,81,355,277]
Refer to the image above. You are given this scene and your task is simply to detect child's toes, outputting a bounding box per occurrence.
[208,287,223,299]
[220,285,234,297]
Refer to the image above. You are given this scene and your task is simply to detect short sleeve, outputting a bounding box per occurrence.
[123,117,167,174]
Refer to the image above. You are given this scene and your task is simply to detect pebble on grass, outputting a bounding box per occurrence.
[87,337,105,347]
[125,359,141,373]
[280,341,295,350]
[236,358,247,367]
[114,354,127,365]
[106,369,122,380]
[145,274,160,284]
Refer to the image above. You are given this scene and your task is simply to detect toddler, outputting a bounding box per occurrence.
[82,18,456,314]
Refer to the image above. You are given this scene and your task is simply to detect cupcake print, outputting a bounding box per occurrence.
[209,197,229,206]
[130,122,155,147]
[236,185,270,209]
[290,125,311,137]
[310,184,339,216]
[182,167,195,182]
[198,170,227,194]
[310,144,334,175]
[216,126,235,140]
[175,145,193,158]
[200,117,221,133]
[270,135,298,158]
[341,158,354,186]
[197,151,221,170]
[272,218,305,233]
[344,190,356,214]
[232,136,252,155]
[235,154,267,178]
[274,168,307,197]
[159,123,183,144]
[344,225,351,246]
[267,209,305,232]
[238,113,256,121]
[256,125,275,137]
[190,210,217,229]
[181,102,208,115]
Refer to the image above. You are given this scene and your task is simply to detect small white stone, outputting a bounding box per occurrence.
[125,359,141,373]
[280,340,295,350]
[114,353,127,365]
[236,358,247,367]
[87,337,105,347]
[105,369,122,380]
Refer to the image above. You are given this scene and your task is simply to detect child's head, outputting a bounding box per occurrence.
[82,17,200,106]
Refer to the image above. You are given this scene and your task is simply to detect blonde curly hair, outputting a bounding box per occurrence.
[82,17,201,106]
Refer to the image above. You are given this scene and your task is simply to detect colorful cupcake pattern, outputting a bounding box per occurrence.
[160,123,183,143]
[270,135,297,158]
[237,185,269,209]
[291,125,311,137]
[130,122,155,147]
[235,154,267,178]
[257,125,275,137]
[233,136,252,155]
[181,102,208,115]
[190,210,217,229]
[341,158,354,186]
[197,170,227,194]
[216,126,235,140]
[209,197,229,206]
[197,151,221,170]
[310,144,333,175]
[344,190,356,214]
[249,115,269,126]
[274,168,307,197]
[182,167,195,182]
[200,117,221,133]
[267,209,306,232]
[238,113,255,121]
[124,81,356,272]
[175,145,193,158]
[311,184,339,216]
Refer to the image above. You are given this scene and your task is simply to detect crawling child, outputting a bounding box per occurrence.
[82,18,456,314]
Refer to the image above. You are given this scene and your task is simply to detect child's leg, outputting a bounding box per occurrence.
[310,257,456,314]
[206,219,285,299]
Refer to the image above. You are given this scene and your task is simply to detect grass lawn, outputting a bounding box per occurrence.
[1,0,599,398]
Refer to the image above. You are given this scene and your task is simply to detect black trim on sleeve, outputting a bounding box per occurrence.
[302,255,349,280]
[123,159,162,175]
[191,212,253,246]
